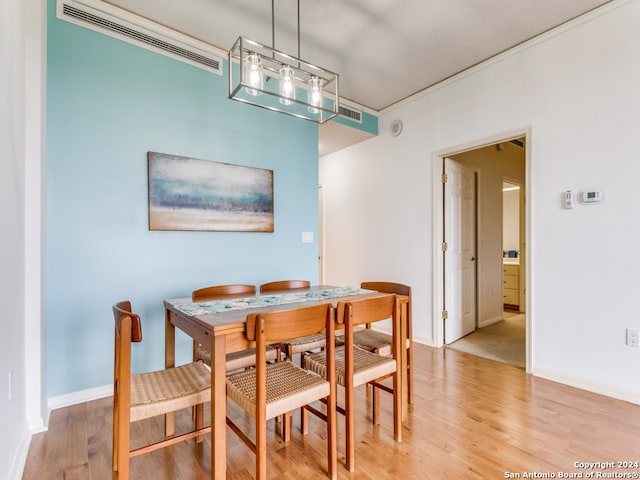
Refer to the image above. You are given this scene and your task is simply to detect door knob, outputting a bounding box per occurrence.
[471,256,476,261]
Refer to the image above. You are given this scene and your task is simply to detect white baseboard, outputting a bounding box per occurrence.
[534,367,640,406]
[412,335,436,347]
[369,325,437,348]
[8,429,33,480]
[47,383,113,412]
[478,315,503,328]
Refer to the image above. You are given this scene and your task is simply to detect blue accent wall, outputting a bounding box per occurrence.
[46,1,319,397]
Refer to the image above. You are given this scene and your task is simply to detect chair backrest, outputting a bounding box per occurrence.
[360,281,412,325]
[246,303,333,344]
[339,294,397,328]
[192,284,256,301]
[112,301,143,432]
[360,281,411,298]
[259,280,310,293]
[247,303,336,440]
[113,300,143,343]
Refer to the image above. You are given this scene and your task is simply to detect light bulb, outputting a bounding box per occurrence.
[279,66,296,105]
[307,76,323,114]
[244,52,263,96]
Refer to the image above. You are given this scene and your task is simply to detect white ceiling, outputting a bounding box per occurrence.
[102,0,612,154]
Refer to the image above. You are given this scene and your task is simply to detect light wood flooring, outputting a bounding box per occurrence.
[23,344,640,479]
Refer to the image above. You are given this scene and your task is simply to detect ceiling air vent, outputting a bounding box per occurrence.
[57,0,224,75]
[338,105,362,124]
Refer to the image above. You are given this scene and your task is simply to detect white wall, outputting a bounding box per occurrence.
[0,0,46,477]
[320,0,640,403]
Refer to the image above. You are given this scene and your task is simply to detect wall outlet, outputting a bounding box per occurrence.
[626,328,639,347]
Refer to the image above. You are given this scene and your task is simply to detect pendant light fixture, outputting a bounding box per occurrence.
[228,0,339,123]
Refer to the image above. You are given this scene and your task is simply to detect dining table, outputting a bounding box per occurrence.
[163,285,409,480]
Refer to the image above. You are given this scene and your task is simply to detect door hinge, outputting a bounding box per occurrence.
[442,310,448,320]
[442,242,448,251]
[441,173,448,183]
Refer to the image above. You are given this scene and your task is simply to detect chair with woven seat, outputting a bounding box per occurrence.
[259,280,325,361]
[260,280,328,440]
[191,284,280,371]
[226,303,338,480]
[304,294,402,472]
[112,301,211,480]
[355,281,414,406]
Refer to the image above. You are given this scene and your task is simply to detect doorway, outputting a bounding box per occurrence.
[433,131,530,371]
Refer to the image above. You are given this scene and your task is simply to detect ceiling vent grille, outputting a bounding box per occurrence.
[57,0,224,75]
[338,105,362,124]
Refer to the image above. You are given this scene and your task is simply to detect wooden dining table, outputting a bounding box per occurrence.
[163,285,409,480]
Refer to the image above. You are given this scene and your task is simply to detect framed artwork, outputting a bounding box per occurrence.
[148,152,274,232]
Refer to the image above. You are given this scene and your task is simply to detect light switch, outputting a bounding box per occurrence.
[301,232,314,243]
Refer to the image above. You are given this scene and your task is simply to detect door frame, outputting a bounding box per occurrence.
[431,127,532,372]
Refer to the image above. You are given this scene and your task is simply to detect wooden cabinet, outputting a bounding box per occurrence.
[503,263,519,309]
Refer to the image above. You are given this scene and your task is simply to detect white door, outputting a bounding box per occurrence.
[444,158,477,344]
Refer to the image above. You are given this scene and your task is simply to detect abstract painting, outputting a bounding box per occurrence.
[148,152,274,232]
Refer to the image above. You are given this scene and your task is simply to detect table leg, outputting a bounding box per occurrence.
[400,300,408,423]
[164,309,175,436]
[211,334,227,480]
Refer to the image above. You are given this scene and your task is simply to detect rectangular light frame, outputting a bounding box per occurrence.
[228,36,339,124]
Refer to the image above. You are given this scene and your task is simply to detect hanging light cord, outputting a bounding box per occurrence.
[297,0,301,60]
[271,0,301,61]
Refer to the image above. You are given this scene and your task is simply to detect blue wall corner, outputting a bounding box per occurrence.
[46,0,320,397]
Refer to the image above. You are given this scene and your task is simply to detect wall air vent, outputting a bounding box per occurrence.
[57,0,224,75]
[338,105,362,124]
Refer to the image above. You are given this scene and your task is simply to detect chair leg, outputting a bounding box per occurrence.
[301,405,309,435]
[116,418,130,479]
[256,421,267,480]
[283,411,292,442]
[372,382,380,425]
[327,393,338,480]
[345,383,356,472]
[164,412,175,438]
[194,403,205,443]
[112,397,119,472]
[407,347,414,406]
[392,371,402,443]
[300,352,309,434]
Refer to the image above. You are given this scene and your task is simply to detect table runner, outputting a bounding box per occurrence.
[174,286,374,317]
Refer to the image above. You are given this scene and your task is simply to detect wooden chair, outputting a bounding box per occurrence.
[355,281,414,405]
[112,301,211,480]
[225,303,338,480]
[304,294,402,472]
[260,280,327,360]
[260,280,319,439]
[259,279,311,293]
[191,284,280,370]
[192,283,256,300]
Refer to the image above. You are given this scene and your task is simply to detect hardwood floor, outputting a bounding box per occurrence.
[23,345,640,479]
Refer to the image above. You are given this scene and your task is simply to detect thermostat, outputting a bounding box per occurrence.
[581,189,605,204]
